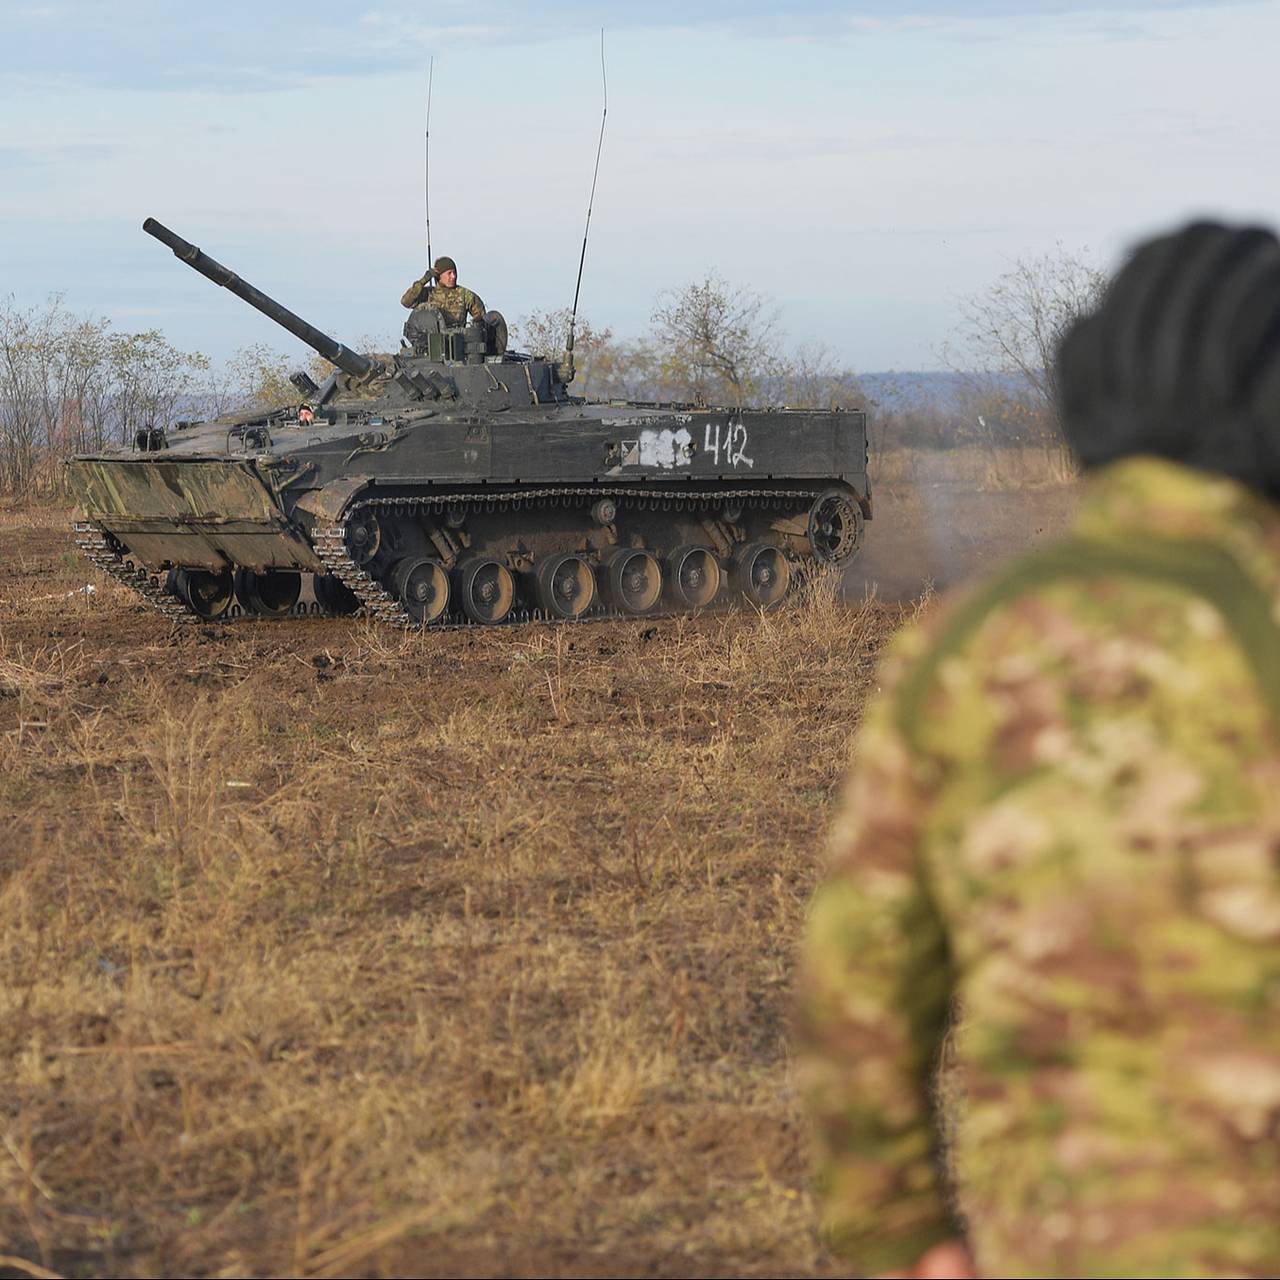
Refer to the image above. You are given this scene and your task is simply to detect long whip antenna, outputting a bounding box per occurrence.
[425,56,434,265]
[566,30,607,374]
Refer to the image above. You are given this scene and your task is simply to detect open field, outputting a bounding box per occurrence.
[1,464,1079,1278]
[852,466,1080,602]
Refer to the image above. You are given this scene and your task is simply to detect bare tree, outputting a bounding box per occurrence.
[217,342,340,414]
[221,343,306,413]
[61,315,116,452]
[650,272,780,407]
[510,308,646,401]
[771,342,868,411]
[0,297,117,493]
[0,299,46,493]
[511,307,588,360]
[956,244,1108,417]
[0,297,211,497]
[518,291,869,411]
[109,330,208,444]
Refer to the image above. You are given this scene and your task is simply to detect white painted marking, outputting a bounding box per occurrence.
[703,418,754,469]
[638,426,694,469]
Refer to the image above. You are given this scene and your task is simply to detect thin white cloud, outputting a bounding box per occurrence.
[6,0,1265,94]
[4,0,1278,370]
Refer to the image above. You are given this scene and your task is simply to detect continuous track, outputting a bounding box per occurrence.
[73,522,196,624]
[74,485,826,629]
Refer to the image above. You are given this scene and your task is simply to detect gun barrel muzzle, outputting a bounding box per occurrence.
[142,217,374,380]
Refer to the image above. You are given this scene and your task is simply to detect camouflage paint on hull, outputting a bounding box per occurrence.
[66,457,324,574]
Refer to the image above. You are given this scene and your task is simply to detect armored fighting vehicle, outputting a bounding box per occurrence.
[68,219,870,628]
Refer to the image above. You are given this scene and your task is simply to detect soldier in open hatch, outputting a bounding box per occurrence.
[400,255,486,327]
[799,221,1280,1280]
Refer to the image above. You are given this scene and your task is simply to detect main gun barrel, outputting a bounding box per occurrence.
[142,218,374,380]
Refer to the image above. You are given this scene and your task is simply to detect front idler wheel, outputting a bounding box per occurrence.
[808,489,864,566]
[314,574,360,616]
[344,512,382,565]
[667,544,721,610]
[602,547,662,615]
[391,557,450,626]
[732,542,790,610]
[456,557,515,625]
[535,552,596,620]
[235,569,302,618]
[174,567,235,621]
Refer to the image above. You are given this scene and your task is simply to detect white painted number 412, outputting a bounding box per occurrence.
[704,420,754,469]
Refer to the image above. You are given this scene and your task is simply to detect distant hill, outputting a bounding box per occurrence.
[857,371,1021,411]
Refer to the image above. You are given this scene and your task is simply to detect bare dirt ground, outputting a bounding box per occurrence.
[0,470,1078,1279]
[849,482,1080,601]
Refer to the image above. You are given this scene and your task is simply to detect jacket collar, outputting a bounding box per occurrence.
[1075,456,1280,602]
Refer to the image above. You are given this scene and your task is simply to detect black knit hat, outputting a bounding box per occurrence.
[1057,220,1280,493]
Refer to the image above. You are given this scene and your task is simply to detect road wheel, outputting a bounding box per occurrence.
[391,557,450,626]
[456,557,515,625]
[235,569,302,618]
[174,567,235,620]
[602,547,662,614]
[667,545,721,610]
[535,552,596,620]
[732,542,790,609]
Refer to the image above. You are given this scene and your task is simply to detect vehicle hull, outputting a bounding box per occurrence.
[67,457,324,574]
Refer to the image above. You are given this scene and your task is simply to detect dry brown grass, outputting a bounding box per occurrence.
[875,444,1078,490]
[0,511,912,1279]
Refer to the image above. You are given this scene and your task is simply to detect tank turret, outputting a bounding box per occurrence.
[142,218,567,409]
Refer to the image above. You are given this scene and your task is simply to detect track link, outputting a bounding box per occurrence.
[73,522,196,623]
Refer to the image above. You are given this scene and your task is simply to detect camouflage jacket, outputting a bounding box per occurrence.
[798,456,1280,1278]
[399,275,486,327]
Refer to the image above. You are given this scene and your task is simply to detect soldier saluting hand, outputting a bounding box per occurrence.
[401,256,486,328]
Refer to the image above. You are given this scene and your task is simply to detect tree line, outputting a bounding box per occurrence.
[0,249,1105,500]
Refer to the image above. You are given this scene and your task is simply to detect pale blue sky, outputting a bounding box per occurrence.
[1,0,1276,369]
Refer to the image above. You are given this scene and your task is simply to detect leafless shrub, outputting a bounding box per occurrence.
[955,244,1108,419]
[0,296,207,498]
[651,271,781,407]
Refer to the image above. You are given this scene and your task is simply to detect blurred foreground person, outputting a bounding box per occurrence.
[798,222,1280,1280]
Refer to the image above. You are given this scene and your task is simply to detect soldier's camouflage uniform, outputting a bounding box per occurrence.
[799,455,1280,1279]
[399,275,486,327]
